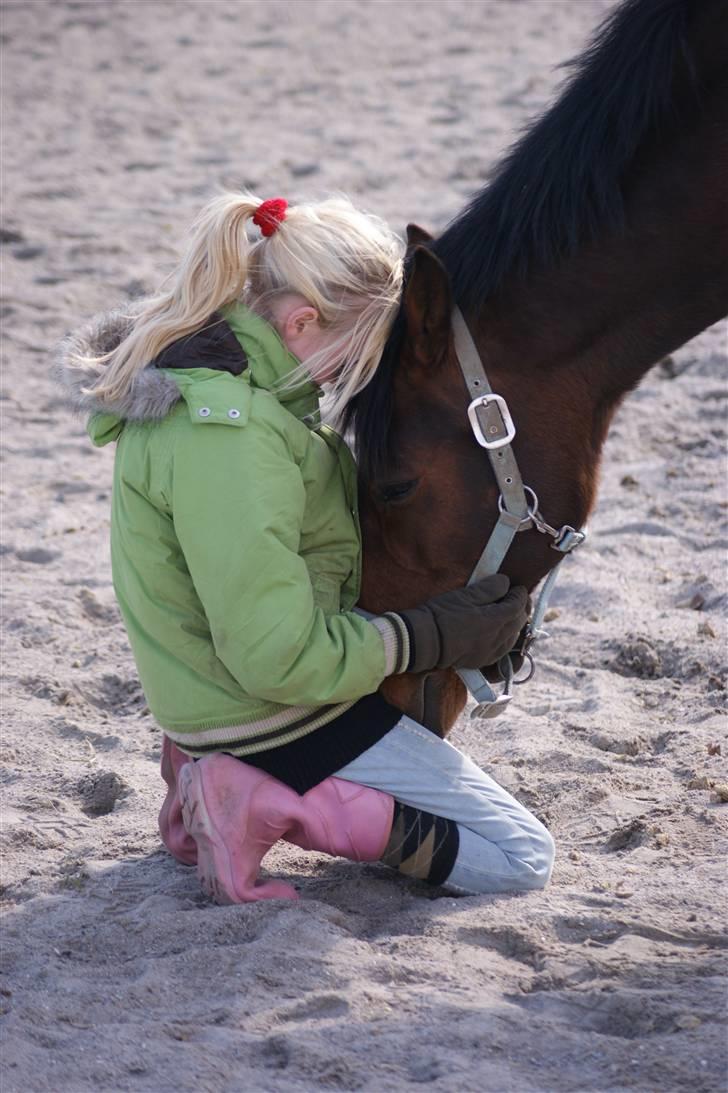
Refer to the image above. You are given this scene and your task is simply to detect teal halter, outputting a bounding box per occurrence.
[452,308,587,719]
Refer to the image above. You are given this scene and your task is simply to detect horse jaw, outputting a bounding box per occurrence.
[380,671,466,738]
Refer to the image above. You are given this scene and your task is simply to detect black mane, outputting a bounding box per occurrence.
[347,0,698,480]
[434,0,696,309]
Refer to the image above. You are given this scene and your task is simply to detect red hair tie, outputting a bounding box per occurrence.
[253,197,288,237]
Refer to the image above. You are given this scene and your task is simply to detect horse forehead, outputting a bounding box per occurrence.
[393,369,468,434]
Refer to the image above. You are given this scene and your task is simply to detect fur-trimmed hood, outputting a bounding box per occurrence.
[55,304,247,424]
[55,301,319,430]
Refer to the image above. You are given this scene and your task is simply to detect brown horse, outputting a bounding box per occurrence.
[349,0,728,734]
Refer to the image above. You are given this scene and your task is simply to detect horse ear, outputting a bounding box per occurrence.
[403,245,452,368]
[406,223,433,247]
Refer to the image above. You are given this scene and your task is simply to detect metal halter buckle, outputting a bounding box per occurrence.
[467,393,516,450]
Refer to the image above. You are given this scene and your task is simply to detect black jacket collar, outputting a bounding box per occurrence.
[153,313,248,375]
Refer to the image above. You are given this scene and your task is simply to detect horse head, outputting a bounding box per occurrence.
[351,0,728,732]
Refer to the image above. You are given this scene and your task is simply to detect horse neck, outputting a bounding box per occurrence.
[484,27,726,392]
[442,94,724,592]
[470,80,727,490]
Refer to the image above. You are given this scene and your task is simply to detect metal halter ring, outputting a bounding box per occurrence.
[498,485,540,529]
[512,651,536,685]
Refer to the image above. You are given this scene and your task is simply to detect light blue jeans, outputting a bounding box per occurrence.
[335,715,555,895]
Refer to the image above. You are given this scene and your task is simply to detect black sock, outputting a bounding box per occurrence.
[379,801,459,886]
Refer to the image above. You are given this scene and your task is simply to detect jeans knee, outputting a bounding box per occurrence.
[513,824,555,890]
[444,821,555,895]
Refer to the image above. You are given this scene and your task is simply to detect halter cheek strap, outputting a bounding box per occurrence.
[453,309,531,576]
[451,307,587,719]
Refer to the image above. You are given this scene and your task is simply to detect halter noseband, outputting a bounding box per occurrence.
[452,307,587,718]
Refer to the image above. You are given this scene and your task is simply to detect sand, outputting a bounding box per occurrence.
[1,1,726,1091]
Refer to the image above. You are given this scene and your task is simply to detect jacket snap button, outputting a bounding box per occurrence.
[227,408,241,419]
[198,407,211,418]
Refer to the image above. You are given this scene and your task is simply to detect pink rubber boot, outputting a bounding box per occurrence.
[287,777,394,862]
[178,755,304,903]
[158,735,197,866]
[157,742,393,871]
[177,754,394,905]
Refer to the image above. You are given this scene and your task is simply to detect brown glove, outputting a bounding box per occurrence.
[396,575,530,674]
[478,619,532,680]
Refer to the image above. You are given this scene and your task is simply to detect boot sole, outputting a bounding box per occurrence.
[178,762,235,905]
[159,737,198,866]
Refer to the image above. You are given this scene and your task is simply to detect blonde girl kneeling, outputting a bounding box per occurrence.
[59,191,550,903]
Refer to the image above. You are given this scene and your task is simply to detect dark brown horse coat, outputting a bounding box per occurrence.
[349,0,728,733]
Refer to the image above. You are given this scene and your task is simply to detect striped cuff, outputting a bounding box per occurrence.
[370,613,411,675]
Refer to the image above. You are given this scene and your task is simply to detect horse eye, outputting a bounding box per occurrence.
[378,479,418,504]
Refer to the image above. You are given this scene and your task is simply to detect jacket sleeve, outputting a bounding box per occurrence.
[171,417,406,705]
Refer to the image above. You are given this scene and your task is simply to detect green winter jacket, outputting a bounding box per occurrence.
[62,302,408,755]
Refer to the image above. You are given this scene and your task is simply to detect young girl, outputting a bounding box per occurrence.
[59,191,553,904]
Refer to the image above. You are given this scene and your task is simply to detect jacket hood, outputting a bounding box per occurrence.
[55,302,182,424]
[55,300,320,432]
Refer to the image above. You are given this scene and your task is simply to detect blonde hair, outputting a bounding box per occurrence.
[77,191,404,422]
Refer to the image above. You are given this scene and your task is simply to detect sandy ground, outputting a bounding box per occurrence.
[1,1,726,1091]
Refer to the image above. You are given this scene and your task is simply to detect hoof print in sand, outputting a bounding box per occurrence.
[53,480,93,503]
[93,673,147,716]
[605,819,647,852]
[72,674,147,717]
[11,244,45,260]
[509,986,690,1039]
[76,769,128,816]
[612,637,662,678]
[22,676,74,705]
[78,587,119,624]
[0,226,25,244]
[408,1059,443,1084]
[15,547,60,565]
[457,925,547,970]
[589,732,644,756]
[256,1035,291,1071]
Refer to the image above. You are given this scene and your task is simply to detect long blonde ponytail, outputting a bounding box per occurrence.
[76,193,259,405]
[76,190,404,415]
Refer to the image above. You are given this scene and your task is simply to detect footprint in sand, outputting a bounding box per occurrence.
[54,718,121,751]
[11,244,45,260]
[457,924,547,969]
[285,994,350,1021]
[53,480,94,503]
[0,227,25,244]
[77,587,119,624]
[76,769,128,816]
[15,547,60,564]
[256,1035,291,1071]
[88,673,146,716]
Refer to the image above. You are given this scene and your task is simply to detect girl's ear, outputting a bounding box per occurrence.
[281,303,319,342]
[403,246,452,369]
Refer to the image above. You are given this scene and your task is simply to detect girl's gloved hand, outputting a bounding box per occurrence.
[396,575,530,674]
